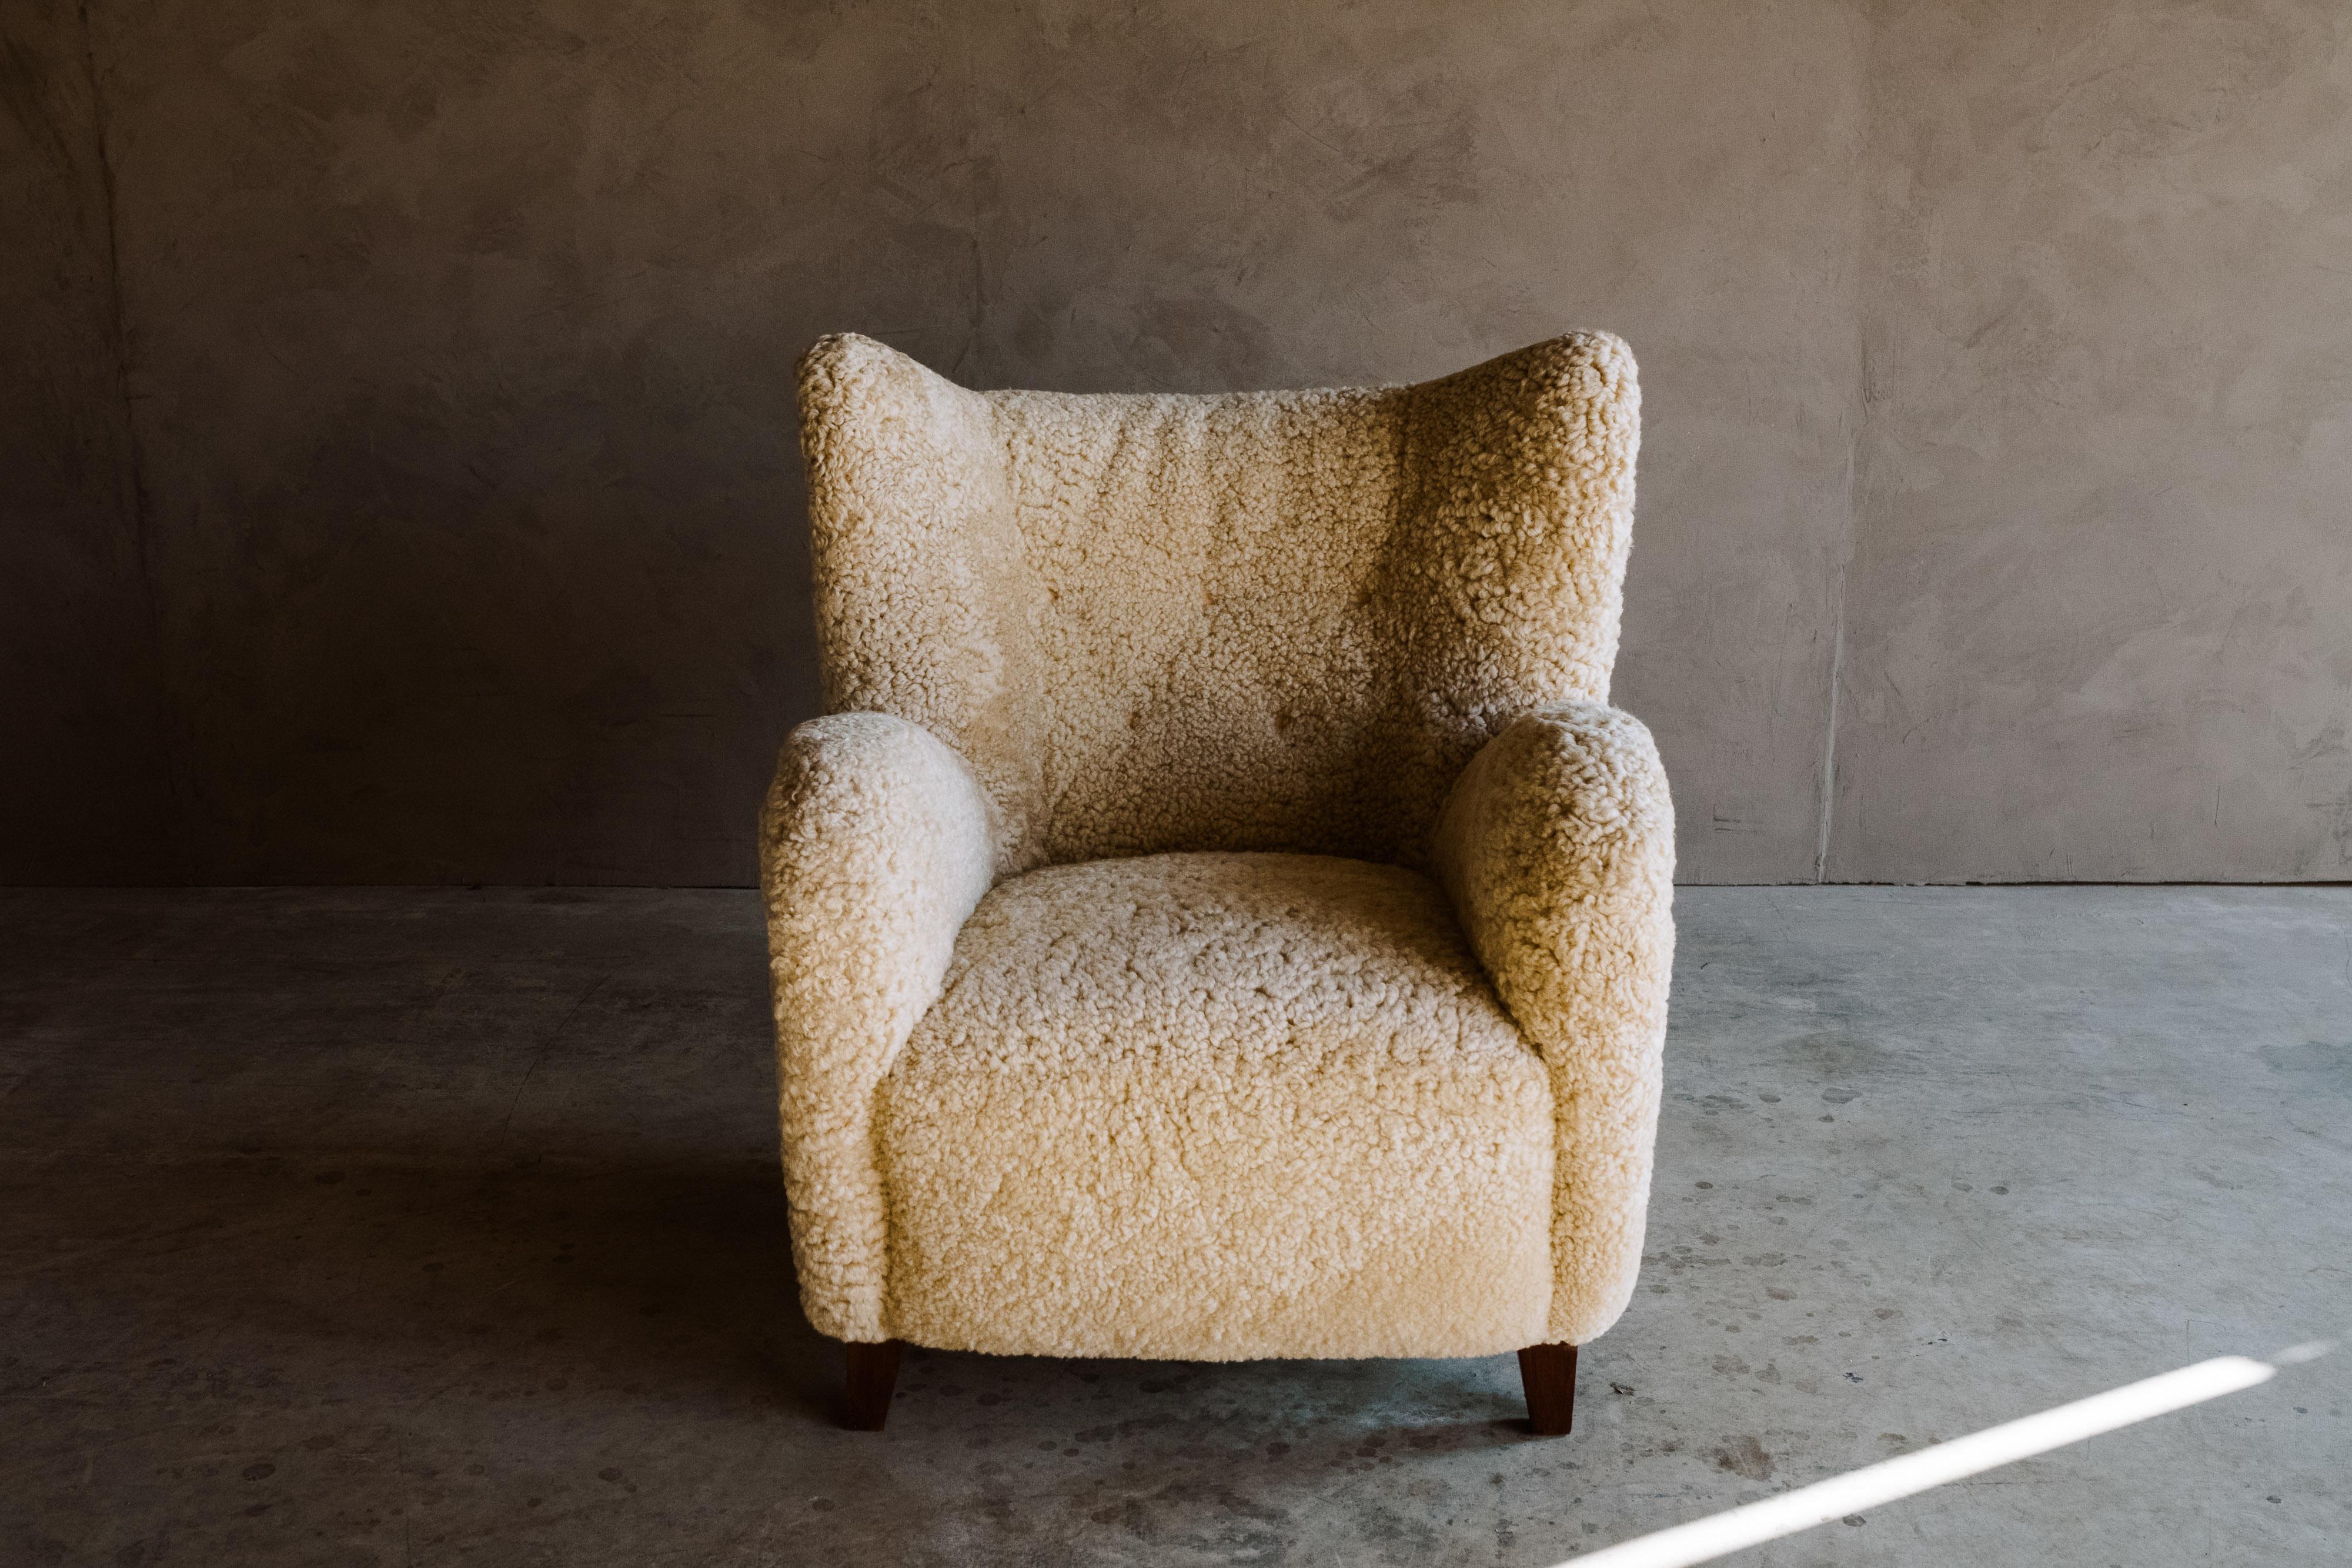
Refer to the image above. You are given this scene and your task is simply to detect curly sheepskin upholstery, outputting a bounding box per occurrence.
[881,852,1554,1359]
[763,330,1674,1358]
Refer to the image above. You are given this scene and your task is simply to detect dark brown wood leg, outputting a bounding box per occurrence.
[1518,1342,1578,1436]
[843,1339,904,1431]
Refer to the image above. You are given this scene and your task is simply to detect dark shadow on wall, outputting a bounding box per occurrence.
[1,0,179,883]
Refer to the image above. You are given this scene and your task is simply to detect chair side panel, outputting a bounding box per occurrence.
[797,335,1045,863]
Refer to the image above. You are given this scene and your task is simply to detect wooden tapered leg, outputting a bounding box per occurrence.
[843,1339,904,1431]
[1518,1342,1578,1436]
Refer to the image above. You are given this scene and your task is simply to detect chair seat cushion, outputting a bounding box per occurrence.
[876,851,1555,1360]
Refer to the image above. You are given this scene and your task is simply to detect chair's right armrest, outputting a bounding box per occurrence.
[1430,701,1675,1346]
[759,711,998,1342]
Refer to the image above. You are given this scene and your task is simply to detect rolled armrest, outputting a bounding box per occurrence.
[760,711,998,1341]
[1431,701,1676,1345]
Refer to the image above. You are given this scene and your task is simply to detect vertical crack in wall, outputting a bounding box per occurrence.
[1815,572,1846,881]
[1815,1,1872,886]
[1817,336,1860,884]
[76,0,185,876]
[954,1,988,385]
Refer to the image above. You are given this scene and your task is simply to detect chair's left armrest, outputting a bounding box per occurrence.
[1432,701,1676,1345]
[760,711,999,1342]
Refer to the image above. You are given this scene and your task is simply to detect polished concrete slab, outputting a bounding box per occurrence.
[1,885,2346,1566]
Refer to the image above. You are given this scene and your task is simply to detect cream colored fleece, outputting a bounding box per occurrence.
[1432,703,1676,1345]
[794,329,1639,871]
[759,712,995,1341]
[879,852,1554,1360]
[764,330,1672,1357]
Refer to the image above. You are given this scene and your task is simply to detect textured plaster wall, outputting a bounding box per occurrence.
[4,0,2346,885]
[1830,2,2352,881]
[1,0,176,882]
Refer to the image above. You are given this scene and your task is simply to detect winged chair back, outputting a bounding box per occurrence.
[793,331,1641,872]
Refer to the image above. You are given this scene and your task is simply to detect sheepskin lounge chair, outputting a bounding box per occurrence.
[763,331,1674,1435]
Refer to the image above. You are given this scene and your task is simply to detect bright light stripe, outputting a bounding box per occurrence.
[1557,1355,2278,1568]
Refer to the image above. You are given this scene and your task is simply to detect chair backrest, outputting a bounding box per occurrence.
[794,330,1639,873]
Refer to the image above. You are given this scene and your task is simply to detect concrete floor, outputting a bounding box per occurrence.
[2,886,2346,1567]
